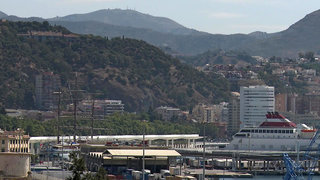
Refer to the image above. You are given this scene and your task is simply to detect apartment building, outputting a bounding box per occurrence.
[227,92,240,136]
[35,72,61,110]
[240,85,275,128]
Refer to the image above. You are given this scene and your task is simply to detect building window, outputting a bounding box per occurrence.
[1,148,4,152]
[1,140,4,144]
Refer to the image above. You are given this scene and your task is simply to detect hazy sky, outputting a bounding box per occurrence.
[1,0,320,34]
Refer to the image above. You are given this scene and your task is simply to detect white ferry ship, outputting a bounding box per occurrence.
[225,112,317,151]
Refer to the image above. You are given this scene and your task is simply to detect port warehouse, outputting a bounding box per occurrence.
[84,146,181,173]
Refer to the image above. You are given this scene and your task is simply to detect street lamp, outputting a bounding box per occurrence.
[202,122,206,180]
[142,120,149,180]
[53,90,62,144]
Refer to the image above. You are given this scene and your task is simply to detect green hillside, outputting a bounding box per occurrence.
[0,21,229,111]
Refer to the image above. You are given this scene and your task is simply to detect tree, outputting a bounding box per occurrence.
[67,151,108,180]
[305,51,315,62]
[67,151,87,180]
[94,167,107,180]
[298,52,304,59]
[0,104,5,115]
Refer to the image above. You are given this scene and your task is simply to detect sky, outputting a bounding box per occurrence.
[1,0,320,34]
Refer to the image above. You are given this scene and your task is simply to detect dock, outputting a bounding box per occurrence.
[186,168,253,178]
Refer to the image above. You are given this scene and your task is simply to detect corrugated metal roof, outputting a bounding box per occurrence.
[105,149,181,157]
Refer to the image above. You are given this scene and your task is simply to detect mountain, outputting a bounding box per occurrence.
[49,9,199,35]
[49,9,320,57]
[248,31,270,39]
[0,21,229,111]
[51,9,320,57]
[239,9,320,57]
[50,20,255,55]
[0,11,7,18]
[2,9,320,57]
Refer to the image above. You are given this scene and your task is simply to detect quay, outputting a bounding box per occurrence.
[187,169,253,178]
[176,148,320,176]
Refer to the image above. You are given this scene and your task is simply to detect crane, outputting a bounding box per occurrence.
[283,129,320,180]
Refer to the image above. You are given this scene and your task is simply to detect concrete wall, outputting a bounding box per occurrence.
[0,153,30,178]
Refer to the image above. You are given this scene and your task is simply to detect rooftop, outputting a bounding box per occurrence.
[103,149,181,157]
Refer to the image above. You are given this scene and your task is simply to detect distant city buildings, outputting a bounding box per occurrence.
[227,92,240,136]
[35,72,61,110]
[5,109,55,121]
[76,99,125,116]
[240,85,275,128]
[275,93,297,113]
[192,103,228,123]
[199,64,260,80]
[155,106,182,121]
[192,104,214,123]
[275,92,320,117]
[17,31,79,41]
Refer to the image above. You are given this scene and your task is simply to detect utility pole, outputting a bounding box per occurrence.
[53,90,62,143]
[142,120,146,180]
[18,128,21,153]
[73,73,78,143]
[91,99,95,142]
[68,73,86,143]
[202,122,206,180]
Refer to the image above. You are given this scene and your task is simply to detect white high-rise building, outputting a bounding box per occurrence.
[240,85,275,128]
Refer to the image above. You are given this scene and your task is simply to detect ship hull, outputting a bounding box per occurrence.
[226,137,316,151]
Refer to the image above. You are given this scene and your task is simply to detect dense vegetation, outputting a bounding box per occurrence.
[0,21,230,111]
[0,113,218,137]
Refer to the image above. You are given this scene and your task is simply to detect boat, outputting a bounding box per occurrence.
[225,112,317,151]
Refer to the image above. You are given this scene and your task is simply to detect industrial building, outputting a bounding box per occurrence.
[85,147,181,174]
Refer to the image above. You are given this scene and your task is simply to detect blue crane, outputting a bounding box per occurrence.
[283,129,320,180]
